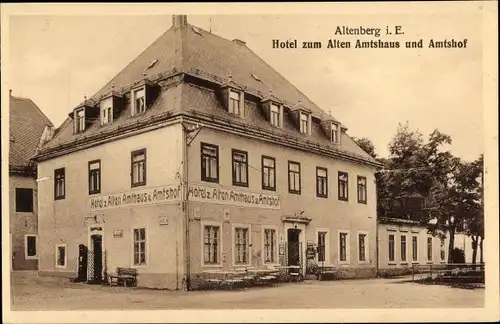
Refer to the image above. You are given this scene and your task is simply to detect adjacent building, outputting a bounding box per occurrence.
[377,194,450,275]
[33,15,381,290]
[9,92,54,270]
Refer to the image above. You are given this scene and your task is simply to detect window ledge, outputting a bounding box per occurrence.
[388,262,397,265]
[426,261,434,264]
[131,264,149,270]
[26,256,38,260]
[202,264,223,268]
[412,261,419,264]
[400,262,408,265]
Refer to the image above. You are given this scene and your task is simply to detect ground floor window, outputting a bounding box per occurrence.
[401,235,407,262]
[56,244,66,268]
[25,235,37,259]
[427,237,433,261]
[412,236,418,261]
[317,231,327,262]
[133,228,146,265]
[234,227,250,264]
[388,234,395,262]
[263,228,276,263]
[204,225,220,264]
[440,238,446,261]
[339,232,349,262]
[358,233,366,262]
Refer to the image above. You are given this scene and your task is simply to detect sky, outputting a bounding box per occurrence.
[6,8,484,161]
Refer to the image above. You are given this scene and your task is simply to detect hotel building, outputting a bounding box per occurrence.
[33,16,381,289]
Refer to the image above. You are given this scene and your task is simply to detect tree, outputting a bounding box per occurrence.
[353,137,377,159]
[427,157,483,263]
[463,154,484,263]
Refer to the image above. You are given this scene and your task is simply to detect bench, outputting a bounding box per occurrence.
[317,265,337,280]
[108,267,137,287]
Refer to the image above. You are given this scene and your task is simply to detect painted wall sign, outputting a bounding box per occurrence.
[113,229,123,238]
[187,184,281,209]
[89,184,182,211]
[89,183,281,211]
[158,215,169,225]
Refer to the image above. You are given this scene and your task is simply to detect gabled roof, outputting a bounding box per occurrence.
[38,18,378,165]
[9,96,53,170]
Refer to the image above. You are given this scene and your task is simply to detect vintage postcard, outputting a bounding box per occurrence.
[1,2,498,323]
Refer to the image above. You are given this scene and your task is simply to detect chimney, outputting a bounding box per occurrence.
[172,15,188,28]
[232,39,246,46]
[9,89,12,97]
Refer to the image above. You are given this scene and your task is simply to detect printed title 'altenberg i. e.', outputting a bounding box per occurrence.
[32,15,382,290]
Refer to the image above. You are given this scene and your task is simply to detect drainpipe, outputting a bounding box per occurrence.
[180,118,203,291]
[180,117,191,290]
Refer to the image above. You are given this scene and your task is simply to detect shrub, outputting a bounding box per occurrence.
[451,248,466,263]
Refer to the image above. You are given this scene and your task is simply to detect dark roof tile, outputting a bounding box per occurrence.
[9,96,53,169]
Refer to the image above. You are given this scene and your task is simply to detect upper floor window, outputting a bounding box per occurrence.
[131,149,146,187]
[357,176,367,204]
[54,168,65,200]
[88,160,101,194]
[300,112,309,134]
[262,156,276,191]
[316,167,328,198]
[201,143,219,183]
[338,171,349,201]
[15,188,33,212]
[232,149,248,187]
[270,104,280,127]
[331,123,339,144]
[133,88,146,115]
[288,161,301,194]
[75,108,85,133]
[229,90,241,116]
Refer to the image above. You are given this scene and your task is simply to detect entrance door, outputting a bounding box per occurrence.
[287,229,301,266]
[77,244,88,282]
[91,235,103,282]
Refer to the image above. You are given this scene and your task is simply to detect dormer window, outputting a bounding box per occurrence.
[133,88,146,115]
[300,112,309,134]
[102,107,112,124]
[101,97,113,125]
[229,90,241,116]
[331,123,339,144]
[270,104,281,127]
[75,108,85,133]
